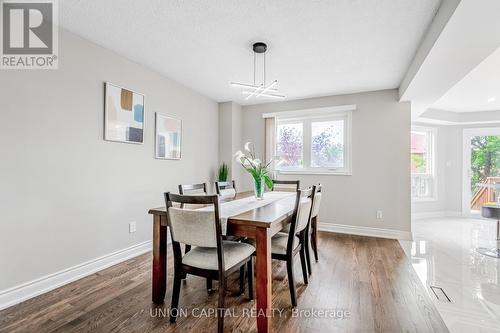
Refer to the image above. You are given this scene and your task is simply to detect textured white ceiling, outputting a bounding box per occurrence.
[432,47,500,112]
[60,0,441,105]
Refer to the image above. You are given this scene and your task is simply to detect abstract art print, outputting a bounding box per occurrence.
[104,82,145,144]
[155,113,182,159]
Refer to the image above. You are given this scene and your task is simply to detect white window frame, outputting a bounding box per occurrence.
[411,126,437,202]
[265,105,354,176]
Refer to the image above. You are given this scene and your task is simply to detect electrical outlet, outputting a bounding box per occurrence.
[376,211,383,219]
[129,221,137,233]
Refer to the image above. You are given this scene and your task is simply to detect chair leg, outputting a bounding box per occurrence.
[180,245,191,280]
[206,278,213,292]
[247,258,254,300]
[299,246,309,285]
[286,257,297,307]
[239,266,245,295]
[304,229,312,276]
[311,216,319,262]
[217,276,226,333]
[170,272,182,323]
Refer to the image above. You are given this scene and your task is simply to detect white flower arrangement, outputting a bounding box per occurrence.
[234,142,274,191]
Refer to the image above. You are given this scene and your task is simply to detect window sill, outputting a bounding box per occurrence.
[277,170,352,176]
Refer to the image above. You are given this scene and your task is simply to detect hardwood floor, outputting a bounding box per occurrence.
[0,232,448,333]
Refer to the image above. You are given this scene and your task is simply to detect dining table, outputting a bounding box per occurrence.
[148,191,297,333]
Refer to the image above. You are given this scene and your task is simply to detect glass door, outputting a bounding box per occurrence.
[463,128,500,215]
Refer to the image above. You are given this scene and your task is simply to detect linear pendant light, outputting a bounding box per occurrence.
[230,42,285,100]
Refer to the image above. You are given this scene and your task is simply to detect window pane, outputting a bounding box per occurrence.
[411,175,434,198]
[411,129,435,200]
[276,122,303,168]
[411,131,428,174]
[311,120,344,168]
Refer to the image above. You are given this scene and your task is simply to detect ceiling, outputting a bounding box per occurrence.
[432,47,500,112]
[60,0,441,105]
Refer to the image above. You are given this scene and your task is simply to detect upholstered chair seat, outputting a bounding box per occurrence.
[247,232,300,255]
[182,241,255,270]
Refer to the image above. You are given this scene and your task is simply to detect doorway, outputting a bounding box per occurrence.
[462,128,500,216]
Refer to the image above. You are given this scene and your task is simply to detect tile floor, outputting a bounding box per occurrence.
[404,217,500,333]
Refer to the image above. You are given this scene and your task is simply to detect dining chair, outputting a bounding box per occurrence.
[271,179,300,192]
[302,185,318,276]
[215,180,237,199]
[165,193,255,333]
[247,187,312,307]
[310,184,322,263]
[178,183,208,254]
[275,180,300,235]
[276,185,318,277]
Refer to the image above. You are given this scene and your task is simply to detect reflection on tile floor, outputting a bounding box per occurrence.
[403,217,500,333]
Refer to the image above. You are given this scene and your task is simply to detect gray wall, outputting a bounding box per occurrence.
[218,102,243,186]
[241,90,411,235]
[0,29,219,291]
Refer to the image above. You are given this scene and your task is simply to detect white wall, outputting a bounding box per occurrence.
[241,90,412,238]
[411,123,500,216]
[0,29,219,292]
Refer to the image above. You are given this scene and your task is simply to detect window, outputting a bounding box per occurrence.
[311,120,344,168]
[276,122,303,168]
[411,127,437,201]
[272,107,353,175]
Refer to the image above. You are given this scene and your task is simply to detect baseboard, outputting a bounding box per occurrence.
[411,211,463,220]
[0,240,152,311]
[318,222,413,241]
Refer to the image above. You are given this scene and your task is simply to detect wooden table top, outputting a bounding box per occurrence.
[148,191,296,228]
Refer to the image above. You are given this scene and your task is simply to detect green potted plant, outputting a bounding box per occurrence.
[234,142,275,200]
[218,163,229,182]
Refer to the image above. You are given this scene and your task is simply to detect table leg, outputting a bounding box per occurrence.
[255,227,272,333]
[152,214,167,304]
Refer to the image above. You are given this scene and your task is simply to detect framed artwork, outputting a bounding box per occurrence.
[104,82,145,144]
[155,113,182,160]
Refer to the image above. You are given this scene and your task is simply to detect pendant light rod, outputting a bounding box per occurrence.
[253,52,256,86]
[230,41,285,100]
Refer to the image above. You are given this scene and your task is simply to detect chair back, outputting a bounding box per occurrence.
[178,183,207,195]
[311,184,322,218]
[178,183,208,208]
[215,180,237,199]
[272,179,300,192]
[286,187,313,252]
[165,193,221,248]
[295,188,313,233]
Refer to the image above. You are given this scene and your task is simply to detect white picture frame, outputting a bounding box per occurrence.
[104,82,145,144]
[155,113,182,160]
